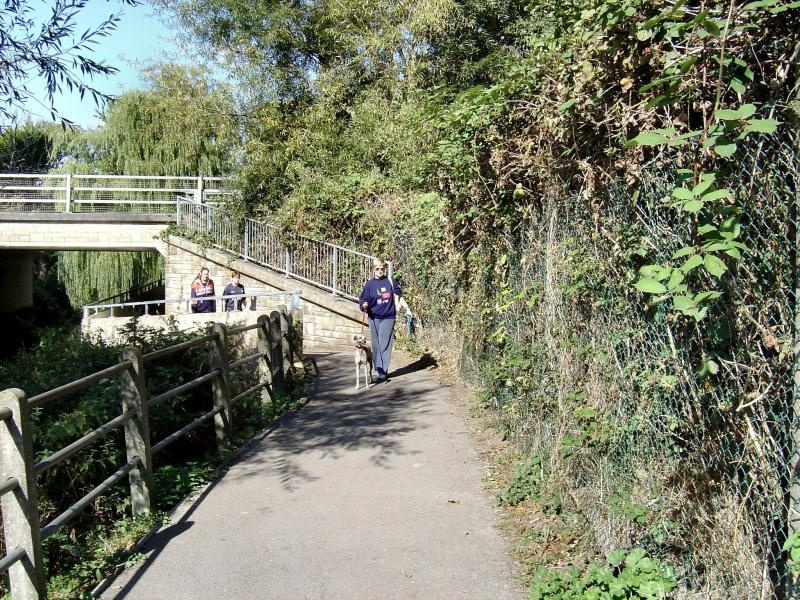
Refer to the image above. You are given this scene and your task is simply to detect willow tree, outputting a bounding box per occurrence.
[53,63,238,176]
[52,63,238,308]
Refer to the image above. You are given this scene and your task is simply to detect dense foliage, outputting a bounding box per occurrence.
[0,318,306,597]
[10,0,798,595]
[147,0,799,595]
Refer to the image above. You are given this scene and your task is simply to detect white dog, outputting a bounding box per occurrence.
[353,333,373,389]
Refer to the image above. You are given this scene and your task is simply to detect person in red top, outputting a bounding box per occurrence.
[191,266,216,313]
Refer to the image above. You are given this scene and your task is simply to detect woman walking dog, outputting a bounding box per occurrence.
[359,258,412,382]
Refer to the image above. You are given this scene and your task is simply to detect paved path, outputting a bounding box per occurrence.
[100,352,524,600]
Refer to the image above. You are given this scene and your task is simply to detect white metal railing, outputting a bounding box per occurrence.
[83,290,301,319]
[177,201,388,301]
[0,174,234,213]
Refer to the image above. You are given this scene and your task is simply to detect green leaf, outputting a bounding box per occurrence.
[694,290,723,302]
[666,269,685,290]
[683,199,704,213]
[558,98,577,113]
[635,278,667,294]
[719,216,741,240]
[682,254,703,272]
[673,295,696,311]
[704,254,728,277]
[672,246,695,259]
[716,104,757,120]
[691,175,715,196]
[672,187,694,200]
[629,131,669,146]
[730,78,746,95]
[714,142,738,157]
[742,118,780,134]
[698,224,717,235]
[639,264,671,280]
[701,188,732,202]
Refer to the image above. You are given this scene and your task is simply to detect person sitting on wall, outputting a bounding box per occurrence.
[191,266,216,313]
[223,270,248,312]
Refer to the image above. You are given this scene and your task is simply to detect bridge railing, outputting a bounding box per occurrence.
[177,201,387,301]
[0,308,303,599]
[83,290,301,319]
[0,175,233,213]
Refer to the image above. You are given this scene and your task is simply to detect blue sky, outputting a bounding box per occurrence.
[20,1,179,129]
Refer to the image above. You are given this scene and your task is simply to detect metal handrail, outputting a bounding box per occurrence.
[147,370,221,409]
[40,458,142,540]
[83,290,301,319]
[0,307,298,597]
[0,174,234,214]
[0,547,26,576]
[177,200,386,301]
[28,361,133,408]
[0,477,19,496]
[33,409,137,475]
[151,405,224,455]
[142,333,219,363]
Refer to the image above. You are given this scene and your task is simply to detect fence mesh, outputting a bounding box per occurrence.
[446,133,799,597]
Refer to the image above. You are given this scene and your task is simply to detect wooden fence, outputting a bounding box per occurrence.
[0,307,303,599]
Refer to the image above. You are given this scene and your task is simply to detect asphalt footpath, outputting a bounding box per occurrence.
[99,351,525,600]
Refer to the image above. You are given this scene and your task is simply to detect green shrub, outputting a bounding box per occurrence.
[529,548,677,600]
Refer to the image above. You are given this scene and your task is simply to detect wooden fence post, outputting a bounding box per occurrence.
[270,311,285,395]
[119,348,154,518]
[0,389,45,599]
[290,307,305,365]
[257,315,276,410]
[209,323,233,448]
[279,306,292,373]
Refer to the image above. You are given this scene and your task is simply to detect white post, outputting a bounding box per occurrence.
[64,173,72,213]
[195,176,204,204]
[331,248,338,295]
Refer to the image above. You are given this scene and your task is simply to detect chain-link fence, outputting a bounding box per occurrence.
[447,133,798,597]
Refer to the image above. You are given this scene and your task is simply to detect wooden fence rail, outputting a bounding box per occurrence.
[0,307,303,599]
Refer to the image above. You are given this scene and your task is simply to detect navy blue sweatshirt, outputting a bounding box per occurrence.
[359,276,402,320]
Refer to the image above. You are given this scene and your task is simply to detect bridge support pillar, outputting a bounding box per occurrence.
[0,251,33,314]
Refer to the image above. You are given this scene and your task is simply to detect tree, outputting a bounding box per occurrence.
[0,122,58,172]
[52,63,238,176]
[0,0,139,128]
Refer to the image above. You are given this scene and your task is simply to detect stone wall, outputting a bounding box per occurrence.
[163,237,362,351]
[0,219,168,253]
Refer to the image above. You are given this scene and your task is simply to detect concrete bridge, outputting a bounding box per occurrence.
[0,175,372,350]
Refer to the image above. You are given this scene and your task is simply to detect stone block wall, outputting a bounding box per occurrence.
[0,222,167,252]
[164,237,363,351]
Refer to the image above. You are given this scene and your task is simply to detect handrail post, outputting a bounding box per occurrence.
[244,220,250,260]
[331,247,338,296]
[257,315,276,409]
[209,324,233,448]
[119,348,154,517]
[0,388,45,599]
[284,247,292,277]
[269,312,285,395]
[195,176,204,204]
[64,173,72,213]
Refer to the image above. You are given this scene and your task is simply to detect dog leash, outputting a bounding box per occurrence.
[360,308,366,335]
